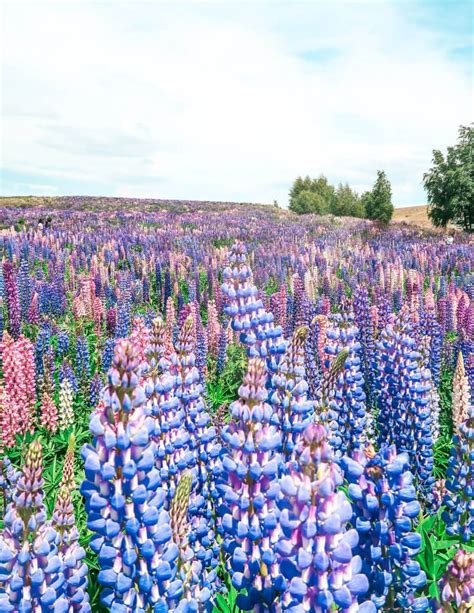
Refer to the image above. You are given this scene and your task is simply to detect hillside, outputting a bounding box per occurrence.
[392,205,431,228]
[0,196,438,230]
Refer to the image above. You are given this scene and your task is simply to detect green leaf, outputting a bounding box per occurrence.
[213,594,231,613]
[428,579,440,600]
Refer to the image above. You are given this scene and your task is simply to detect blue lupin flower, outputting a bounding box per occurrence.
[81,339,181,611]
[277,424,375,612]
[375,315,435,502]
[322,313,369,457]
[217,358,283,610]
[342,445,428,611]
[221,241,287,373]
[442,412,474,543]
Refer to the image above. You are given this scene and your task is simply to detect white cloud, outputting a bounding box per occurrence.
[1,0,472,205]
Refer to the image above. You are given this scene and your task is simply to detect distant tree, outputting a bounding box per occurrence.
[289,174,334,214]
[364,171,393,224]
[289,176,314,203]
[290,190,328,215]
[311,175,335,212]
[424,124,473,232]
[273,199,280,208]
[331,183,364,217]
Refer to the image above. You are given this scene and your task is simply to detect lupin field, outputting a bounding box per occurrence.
[0,198,472,612]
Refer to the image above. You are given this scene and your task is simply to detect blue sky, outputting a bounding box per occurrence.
[1,0,472,207]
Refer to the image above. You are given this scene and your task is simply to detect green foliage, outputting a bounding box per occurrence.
[416,511,459,601]
[364,170,393,224]
[289,175,365,219]
[424,124,474,232]
[290,189,328,215]
[207,344,247,412]
[289,174,335,215]
[331,183,365,218]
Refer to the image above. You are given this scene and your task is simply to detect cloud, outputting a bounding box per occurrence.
[1,0,472,205]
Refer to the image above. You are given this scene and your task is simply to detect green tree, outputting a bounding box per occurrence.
[310,175,335,212]
[289,174,334,214]
[290,189,328,215]
[364,170,393,224]
[424,124,473,232]
[331,183,363,217]
[289,175,314,203]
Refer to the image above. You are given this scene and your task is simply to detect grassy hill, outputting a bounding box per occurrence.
[0,196,438,230]
[392,205,431,228]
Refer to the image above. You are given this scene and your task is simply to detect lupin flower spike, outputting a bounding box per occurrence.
[438,549,474,612]
[453,352,472,435]
[442,412,474,542]
[217,357,283,610]
[270,326,314,461]
[320,314,369,457]
[0,439,75,611]
[278,424,375,613]
[81,339,181,611]
[342,445,428,611]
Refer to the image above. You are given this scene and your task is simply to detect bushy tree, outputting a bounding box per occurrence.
[331,183,364,218]
[289,176,314,203]
[364,170,393,224]
[289,174,334,214]
[290,189,327,215]
[424,124,473,232]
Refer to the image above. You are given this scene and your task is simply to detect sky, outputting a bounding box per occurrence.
[1,0,472,207]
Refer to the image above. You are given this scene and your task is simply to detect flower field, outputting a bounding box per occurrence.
[0,198,472,612]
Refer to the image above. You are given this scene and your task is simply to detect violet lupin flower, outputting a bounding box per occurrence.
[172,316,221,588]
[375,317,435,502]
[342,445,428,611]
[145,316,194,501]
[277,424,374,613]
[217,358,283,610]
[52,436,91,612]
[442,412,474,543]
[221,241,287,373]
[2,260,21,340]
[0,440,67,612]
[81,339,181,611]
[304,315,324,401]
[438,549,474,612]
[322,314,369,457]
[89,372,102,407]
[0,458,19,515]
[216,323,228,375]
[353,286,376,404]
[269,326,314,461]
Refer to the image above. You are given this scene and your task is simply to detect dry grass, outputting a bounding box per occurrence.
[392,205,432,228]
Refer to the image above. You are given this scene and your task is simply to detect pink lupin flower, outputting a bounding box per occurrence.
[130,316,150,364]
[206,299,220,357]
[40,393,58,433]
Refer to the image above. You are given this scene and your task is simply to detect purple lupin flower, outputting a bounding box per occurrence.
[442,411,474,543]
[375,315,435,502]
[0,440,69,611]
[2,260,21,340]
[278,424,374,612]
[342,445,428,611]
[221,241,287,372]
[52,436,90,612]
[145,316,220,605]
[438,549,474,611]
[322,313,369,457]
[270,326,314,461]
[81,339,181,611]
[217,358,283,610]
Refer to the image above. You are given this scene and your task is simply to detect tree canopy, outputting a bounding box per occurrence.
[363,170,393,224]
[424,124,473,232]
